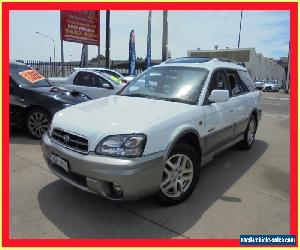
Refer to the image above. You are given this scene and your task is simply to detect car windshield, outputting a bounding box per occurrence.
[95,69,123,79]
[101,72,123,86]
[10,63,53,87]
[119,66,208,105]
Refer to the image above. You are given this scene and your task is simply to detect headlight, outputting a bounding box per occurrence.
[63,103,72,108]
[95,134,147,157]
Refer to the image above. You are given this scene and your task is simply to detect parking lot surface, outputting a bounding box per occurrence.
[10,92,290,239]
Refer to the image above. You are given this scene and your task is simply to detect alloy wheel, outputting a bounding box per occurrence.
[28,111,49,138]
[247,119,256,145]
[160,154,194,198]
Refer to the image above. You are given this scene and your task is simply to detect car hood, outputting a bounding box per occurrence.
[52,95,194,149]
[28,86,90,104]
[48,77,68,83]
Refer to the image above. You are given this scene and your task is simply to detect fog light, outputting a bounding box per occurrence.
[111,182,123,199]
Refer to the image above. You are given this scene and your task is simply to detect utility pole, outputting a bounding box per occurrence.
[286,41,290,93]
[237,10,243,48]
[105,10,111,68]
[162,10,168,62]
[61,40,65,76]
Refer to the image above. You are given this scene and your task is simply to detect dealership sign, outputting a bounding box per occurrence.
[60,10,100,45]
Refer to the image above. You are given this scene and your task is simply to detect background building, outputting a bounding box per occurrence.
[187,48,286,88]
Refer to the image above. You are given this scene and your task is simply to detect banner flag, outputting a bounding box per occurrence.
[128,30,136,76]
[145,11,152,69]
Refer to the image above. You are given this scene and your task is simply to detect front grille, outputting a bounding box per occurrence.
[51,128,88,154]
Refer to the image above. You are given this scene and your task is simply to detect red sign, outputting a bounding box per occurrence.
[60,10,100,45]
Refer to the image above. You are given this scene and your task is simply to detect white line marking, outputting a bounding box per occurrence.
[263,103,285,106]
[263,114,290,119]
[262,97,290,101]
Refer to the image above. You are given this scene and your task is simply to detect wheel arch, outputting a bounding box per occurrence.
[163,128,203,162]
[250,108,259,123]
[25,105,52,118]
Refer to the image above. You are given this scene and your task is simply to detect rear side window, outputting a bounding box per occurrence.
[238,70,256,92]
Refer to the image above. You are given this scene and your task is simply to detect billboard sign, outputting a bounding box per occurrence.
[60,10,100,45]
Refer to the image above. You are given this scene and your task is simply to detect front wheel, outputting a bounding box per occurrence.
[156,144,200,205]
[26,108,50,139]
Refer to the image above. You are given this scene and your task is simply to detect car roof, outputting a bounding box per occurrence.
[73,67,116,72]
[158,57,247,71]
[10,61,28,67]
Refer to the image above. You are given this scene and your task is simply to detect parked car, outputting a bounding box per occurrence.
[74,67,135,83]
[263,80,279,92]
[49,69,125,99]
[254,80,264,90]
[10,62,91,139]
[49,67,133,85]
[41,57,262,205]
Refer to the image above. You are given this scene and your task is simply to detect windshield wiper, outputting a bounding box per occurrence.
[159,97,195,105]
[123,94,195,104]
[122,93,160,100]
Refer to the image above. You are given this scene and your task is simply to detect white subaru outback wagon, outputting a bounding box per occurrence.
[41,57,262,205]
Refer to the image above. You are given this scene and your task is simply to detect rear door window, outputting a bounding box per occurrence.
[238,70,256,92]
[226,71,248,96]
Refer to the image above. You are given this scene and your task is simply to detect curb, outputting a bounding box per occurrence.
[262,96,290,101]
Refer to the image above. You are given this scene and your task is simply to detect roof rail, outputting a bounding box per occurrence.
[164,57,245,66]
[215,57,244,65]
[165,57,213,64]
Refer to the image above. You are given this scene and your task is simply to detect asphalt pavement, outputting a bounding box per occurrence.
[9,91,290,239]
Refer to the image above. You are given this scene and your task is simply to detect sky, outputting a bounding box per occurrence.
[9,10,290,61]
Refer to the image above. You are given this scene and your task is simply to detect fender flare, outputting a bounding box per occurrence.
[163,127,203,161]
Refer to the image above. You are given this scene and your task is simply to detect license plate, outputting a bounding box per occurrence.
[50,154,69,172]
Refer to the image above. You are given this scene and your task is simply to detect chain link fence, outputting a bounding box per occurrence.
[11,59,157,77]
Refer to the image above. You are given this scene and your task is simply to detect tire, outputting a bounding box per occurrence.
[26,108,51,139]
[238,114,257,150]
[156,143,200,205]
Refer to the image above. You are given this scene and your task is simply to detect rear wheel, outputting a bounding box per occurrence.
[156,143,200,205]
[238,114,257,150]
[26,108,50,139]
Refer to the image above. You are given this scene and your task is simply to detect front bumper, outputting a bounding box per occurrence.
[263,86,276,91]
[41,133,164,200]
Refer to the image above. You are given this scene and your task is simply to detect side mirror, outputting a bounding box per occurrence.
[103,83,112,89]
[209,89,229,103]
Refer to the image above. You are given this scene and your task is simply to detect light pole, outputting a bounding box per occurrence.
[237,10,243,49]
[162,10,168,62]
[36,31,56,61]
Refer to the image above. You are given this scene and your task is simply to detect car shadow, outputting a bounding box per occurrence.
[37,140,268,238]
[10,127,41,145]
